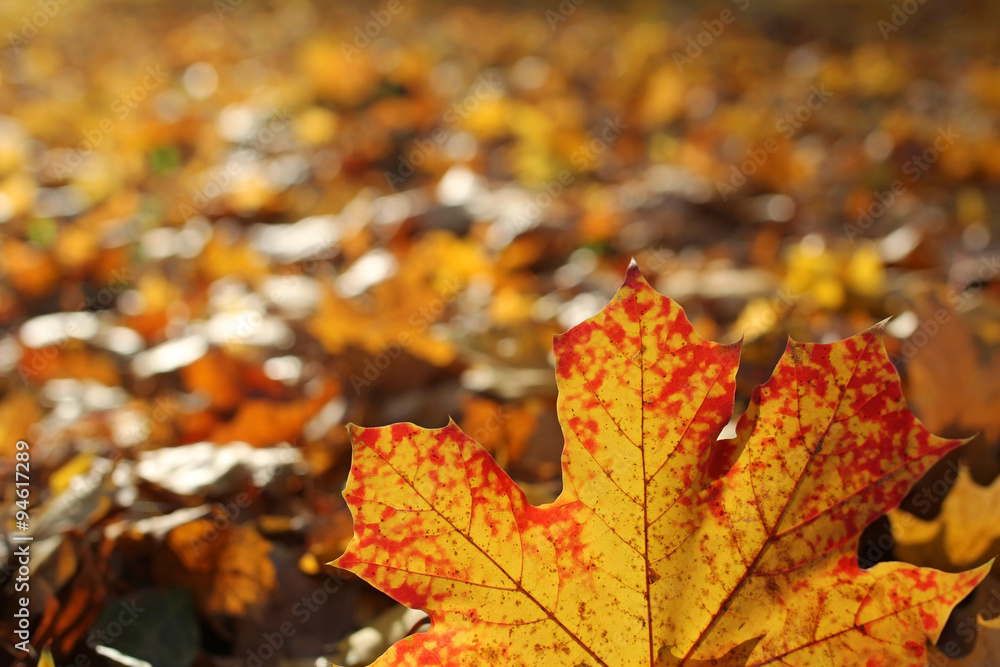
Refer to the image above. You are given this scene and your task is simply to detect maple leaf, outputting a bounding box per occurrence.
[333,263,989,666]
[904,290,1000,484]
[890,467,1000,575]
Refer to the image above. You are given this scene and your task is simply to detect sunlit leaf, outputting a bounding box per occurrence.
[334,264,987,665]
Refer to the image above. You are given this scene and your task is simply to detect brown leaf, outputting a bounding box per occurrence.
[905,290,1000,484]
[158,515,276,617]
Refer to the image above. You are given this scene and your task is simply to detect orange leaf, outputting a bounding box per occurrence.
[158,515,276,617]
[207,378,337,447]
[0,238,59,298]
[181,348,290,412]
[181,348,245,412]
[29,534,107,658]
[333,263,988,666]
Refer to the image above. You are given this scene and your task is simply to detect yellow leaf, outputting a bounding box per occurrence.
[890,467,1000,574]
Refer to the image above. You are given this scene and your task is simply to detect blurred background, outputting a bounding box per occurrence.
[2,0,1000,665]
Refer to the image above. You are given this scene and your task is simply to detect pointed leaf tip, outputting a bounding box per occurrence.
[624,258,648,288]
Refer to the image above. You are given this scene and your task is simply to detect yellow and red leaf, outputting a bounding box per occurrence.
[333,263,988,666]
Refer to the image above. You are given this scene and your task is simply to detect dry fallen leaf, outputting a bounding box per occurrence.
[332,263,987,666]
[939,615,1000,666]
[135,441,302,497]
[158,515,276,617]
[890,467,1000,575]
[18,533,109,660]
[905,290,1000,485]
[180,348,291,413]
[206,378,338,447]
[308,232,485,368]
[926,574,1000,665]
